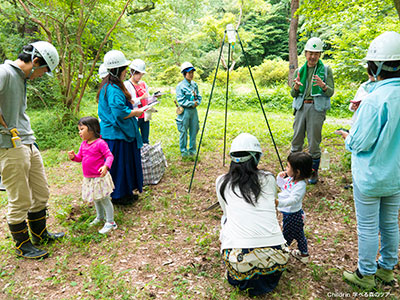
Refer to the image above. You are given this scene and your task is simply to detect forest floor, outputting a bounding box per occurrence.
[0,109,398,300]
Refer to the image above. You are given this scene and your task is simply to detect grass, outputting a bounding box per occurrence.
[0,89,398,299]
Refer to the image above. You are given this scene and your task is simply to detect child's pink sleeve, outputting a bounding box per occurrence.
[100,140,114,169]
[72,143,84,162]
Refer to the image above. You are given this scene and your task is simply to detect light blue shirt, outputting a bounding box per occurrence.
[98,83,142,147]
[176,78,202,108]
[345,78,400,197]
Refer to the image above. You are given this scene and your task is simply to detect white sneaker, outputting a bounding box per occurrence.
[291,249,309,263]
[99,222,117,234]
[89,218,104,226]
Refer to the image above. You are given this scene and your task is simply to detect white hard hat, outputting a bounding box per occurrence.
[180,61,195,73]
[304,37,324,52]
[230,133,262,164]
[103,50,131,70]
[98,63,108,79]
[365,31,400,77]
[29,41,59,72]
[365,31,400,62]
[230,133,262,154]
[129,59,146,74]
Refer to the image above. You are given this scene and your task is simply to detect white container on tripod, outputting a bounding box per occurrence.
[320,149,330,170]
[226,24,236,44]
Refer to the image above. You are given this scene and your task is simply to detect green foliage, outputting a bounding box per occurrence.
[27,76,64,109]
[240,0,290,66]
[253,59,289,85]
[298,0,400,83]
[207,59,289,87]
[29,110,80,150]
[156,65,182,85]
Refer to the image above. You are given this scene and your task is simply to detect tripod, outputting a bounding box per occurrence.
[188,26,285,193]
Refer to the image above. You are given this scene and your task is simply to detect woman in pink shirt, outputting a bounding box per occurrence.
[68,117,116,234]
[124,59,150,144]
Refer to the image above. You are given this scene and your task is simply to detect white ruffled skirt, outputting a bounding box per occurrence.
[81,172,115,202]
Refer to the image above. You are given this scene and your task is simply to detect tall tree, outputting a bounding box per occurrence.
[4,0,157,112]
[240,0,290,67]
[288,0,299,86]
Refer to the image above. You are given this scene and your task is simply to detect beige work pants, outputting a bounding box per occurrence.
[0,144,49,224]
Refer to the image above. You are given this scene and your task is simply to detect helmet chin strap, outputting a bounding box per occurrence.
[108,68,120,79]
[372,61,384,80]
[23,48,48,79]
[230,152,260,165]
[27,65,48,79]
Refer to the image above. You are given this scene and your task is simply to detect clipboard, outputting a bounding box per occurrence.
[141,100,159,111]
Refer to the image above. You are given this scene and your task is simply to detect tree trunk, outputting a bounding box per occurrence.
[288,0,299,87]
[394,0,400,19]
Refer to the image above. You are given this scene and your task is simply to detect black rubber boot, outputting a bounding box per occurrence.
[308,158,320,184]
[8,221,48,259]
[27,209,65,245]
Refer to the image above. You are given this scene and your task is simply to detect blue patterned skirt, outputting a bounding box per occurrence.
[104,139,143,201]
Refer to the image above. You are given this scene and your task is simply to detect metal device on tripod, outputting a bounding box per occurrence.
[188,24,285,194]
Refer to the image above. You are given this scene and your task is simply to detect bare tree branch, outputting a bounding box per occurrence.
[394,0,400,19]
[75,0,135,112]
[17,0,52,41]
[127,1,155,14]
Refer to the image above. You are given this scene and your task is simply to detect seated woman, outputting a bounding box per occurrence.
[216,133,289,296]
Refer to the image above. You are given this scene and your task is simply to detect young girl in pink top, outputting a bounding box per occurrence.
[68,117,117,234]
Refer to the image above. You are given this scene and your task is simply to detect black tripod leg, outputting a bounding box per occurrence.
[223,43,231,166]
[188,32,227,193]
[236,31,285,171]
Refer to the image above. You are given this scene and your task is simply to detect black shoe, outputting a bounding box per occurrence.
[8,221,48,259]
[112,197,123,205]
[27,209,65,245]
[344,183,353,190]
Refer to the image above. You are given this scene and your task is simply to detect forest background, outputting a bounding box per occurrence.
[1,1,400,299]
[0,0,399,145]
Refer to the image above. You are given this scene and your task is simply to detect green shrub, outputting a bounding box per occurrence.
[253,59,289,86]
[207,59,289,88]
[330,88,354,118]
[156,65,183,85]
[27,76,64,109]
[29,110,80,150]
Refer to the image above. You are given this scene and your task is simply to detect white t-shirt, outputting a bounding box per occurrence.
[276,175,306,213]
[216,171,286,251]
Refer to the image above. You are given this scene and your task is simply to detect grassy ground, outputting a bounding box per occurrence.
[0,102,398,299]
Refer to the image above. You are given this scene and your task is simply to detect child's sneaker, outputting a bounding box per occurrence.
[99,222,117,234]
[291,249,309,263]
[89,218,104,226]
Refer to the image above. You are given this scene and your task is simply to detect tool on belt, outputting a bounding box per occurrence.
[10,128,22,148]
[173,99,184,115]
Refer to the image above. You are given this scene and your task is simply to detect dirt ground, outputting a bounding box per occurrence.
[0,147,399,299]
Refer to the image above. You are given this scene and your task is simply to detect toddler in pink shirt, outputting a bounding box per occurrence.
[68,117,117,234]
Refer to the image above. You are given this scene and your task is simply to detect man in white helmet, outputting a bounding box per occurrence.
[176,62,202,157]
[340,31,400,290]
[290,37,334,184]
[0,41,64,259]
